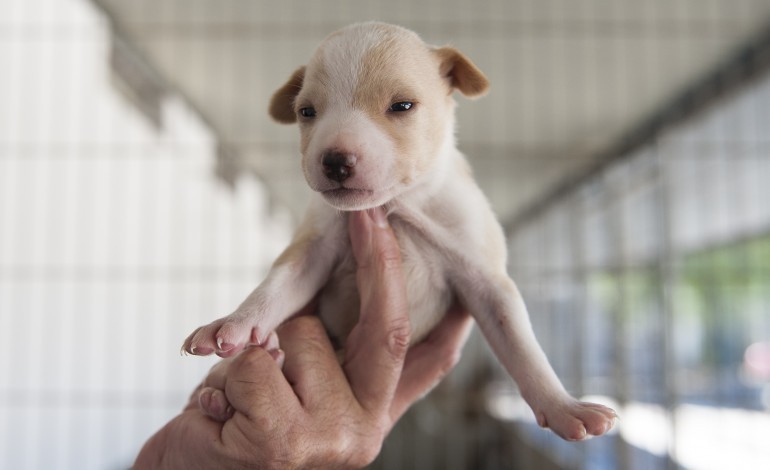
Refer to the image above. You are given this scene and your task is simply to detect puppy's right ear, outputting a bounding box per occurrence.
[268,66,305,124]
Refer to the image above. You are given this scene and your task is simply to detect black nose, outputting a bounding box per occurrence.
[322,151,356,183]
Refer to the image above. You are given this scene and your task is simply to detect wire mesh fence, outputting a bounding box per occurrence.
[506,58,770,469]
[0,1,291,467]
[2,1,770,469]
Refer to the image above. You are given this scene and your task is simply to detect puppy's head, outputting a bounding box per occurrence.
[269,22,488,210]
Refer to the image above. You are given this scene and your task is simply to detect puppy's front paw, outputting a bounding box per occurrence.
[536,399,617,441]
[181,314,275,358]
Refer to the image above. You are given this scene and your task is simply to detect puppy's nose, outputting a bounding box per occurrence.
[322,151,356,183]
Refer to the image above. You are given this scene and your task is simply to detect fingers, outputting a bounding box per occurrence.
[201,357,235,391]
[344,208,411,416]
[220,346,295,419]
[192,298,309,421]
[277,315,351,410]
[196,339,286,422]
[390,305,474,423]
[198,387,234,422]
[193,331,284,420]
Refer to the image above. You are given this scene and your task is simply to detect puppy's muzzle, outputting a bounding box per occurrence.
[322,151,357,183]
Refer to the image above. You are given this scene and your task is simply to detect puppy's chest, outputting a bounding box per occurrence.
[318,222,453,348]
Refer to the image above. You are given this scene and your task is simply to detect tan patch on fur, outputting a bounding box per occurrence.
[269,67,306,124]
[435,47,490,97]
[351,27,453,185]
[270,23,490,208]
[273,217,319,268]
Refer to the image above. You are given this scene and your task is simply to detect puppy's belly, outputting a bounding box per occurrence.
[318,238,453,349]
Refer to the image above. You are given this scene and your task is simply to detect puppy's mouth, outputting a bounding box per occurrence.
[318,185,390,210]
[321,186,373,206]
[322,187,372,198]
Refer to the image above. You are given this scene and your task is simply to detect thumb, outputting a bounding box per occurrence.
[345,208,411,415]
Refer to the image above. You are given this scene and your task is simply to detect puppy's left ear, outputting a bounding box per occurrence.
[435,47,489,98]
[268,66,305,124]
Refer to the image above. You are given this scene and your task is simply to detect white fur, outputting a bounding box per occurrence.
[184,22,617,441]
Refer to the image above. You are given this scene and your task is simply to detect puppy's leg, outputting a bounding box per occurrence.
[182,217,343,357]
[456,270,617,441]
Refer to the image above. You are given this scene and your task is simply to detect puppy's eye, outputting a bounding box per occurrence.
[299,107,317,118]
[388,101,414,113]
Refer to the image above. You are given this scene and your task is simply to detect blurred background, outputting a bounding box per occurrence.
[1,0,770,468]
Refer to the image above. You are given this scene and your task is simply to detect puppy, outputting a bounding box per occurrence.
[183,22,617,441]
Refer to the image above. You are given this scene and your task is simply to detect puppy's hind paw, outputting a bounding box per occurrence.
[536,400,618,441]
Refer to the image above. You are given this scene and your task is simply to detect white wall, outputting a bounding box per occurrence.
[0,1,292,468]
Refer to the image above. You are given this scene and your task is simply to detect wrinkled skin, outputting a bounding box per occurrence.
[135,209,473,469]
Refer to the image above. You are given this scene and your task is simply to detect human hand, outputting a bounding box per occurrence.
[134,208,473,469]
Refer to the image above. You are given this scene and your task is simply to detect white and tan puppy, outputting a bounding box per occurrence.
[183,22,616,441]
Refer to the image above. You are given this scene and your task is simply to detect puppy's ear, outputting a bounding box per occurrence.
[268,66,305,124]
[435,47,489,98]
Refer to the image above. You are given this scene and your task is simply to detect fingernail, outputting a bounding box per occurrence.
[198,389,212,409]
[367,207,389,229]
[269,348,285,369]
